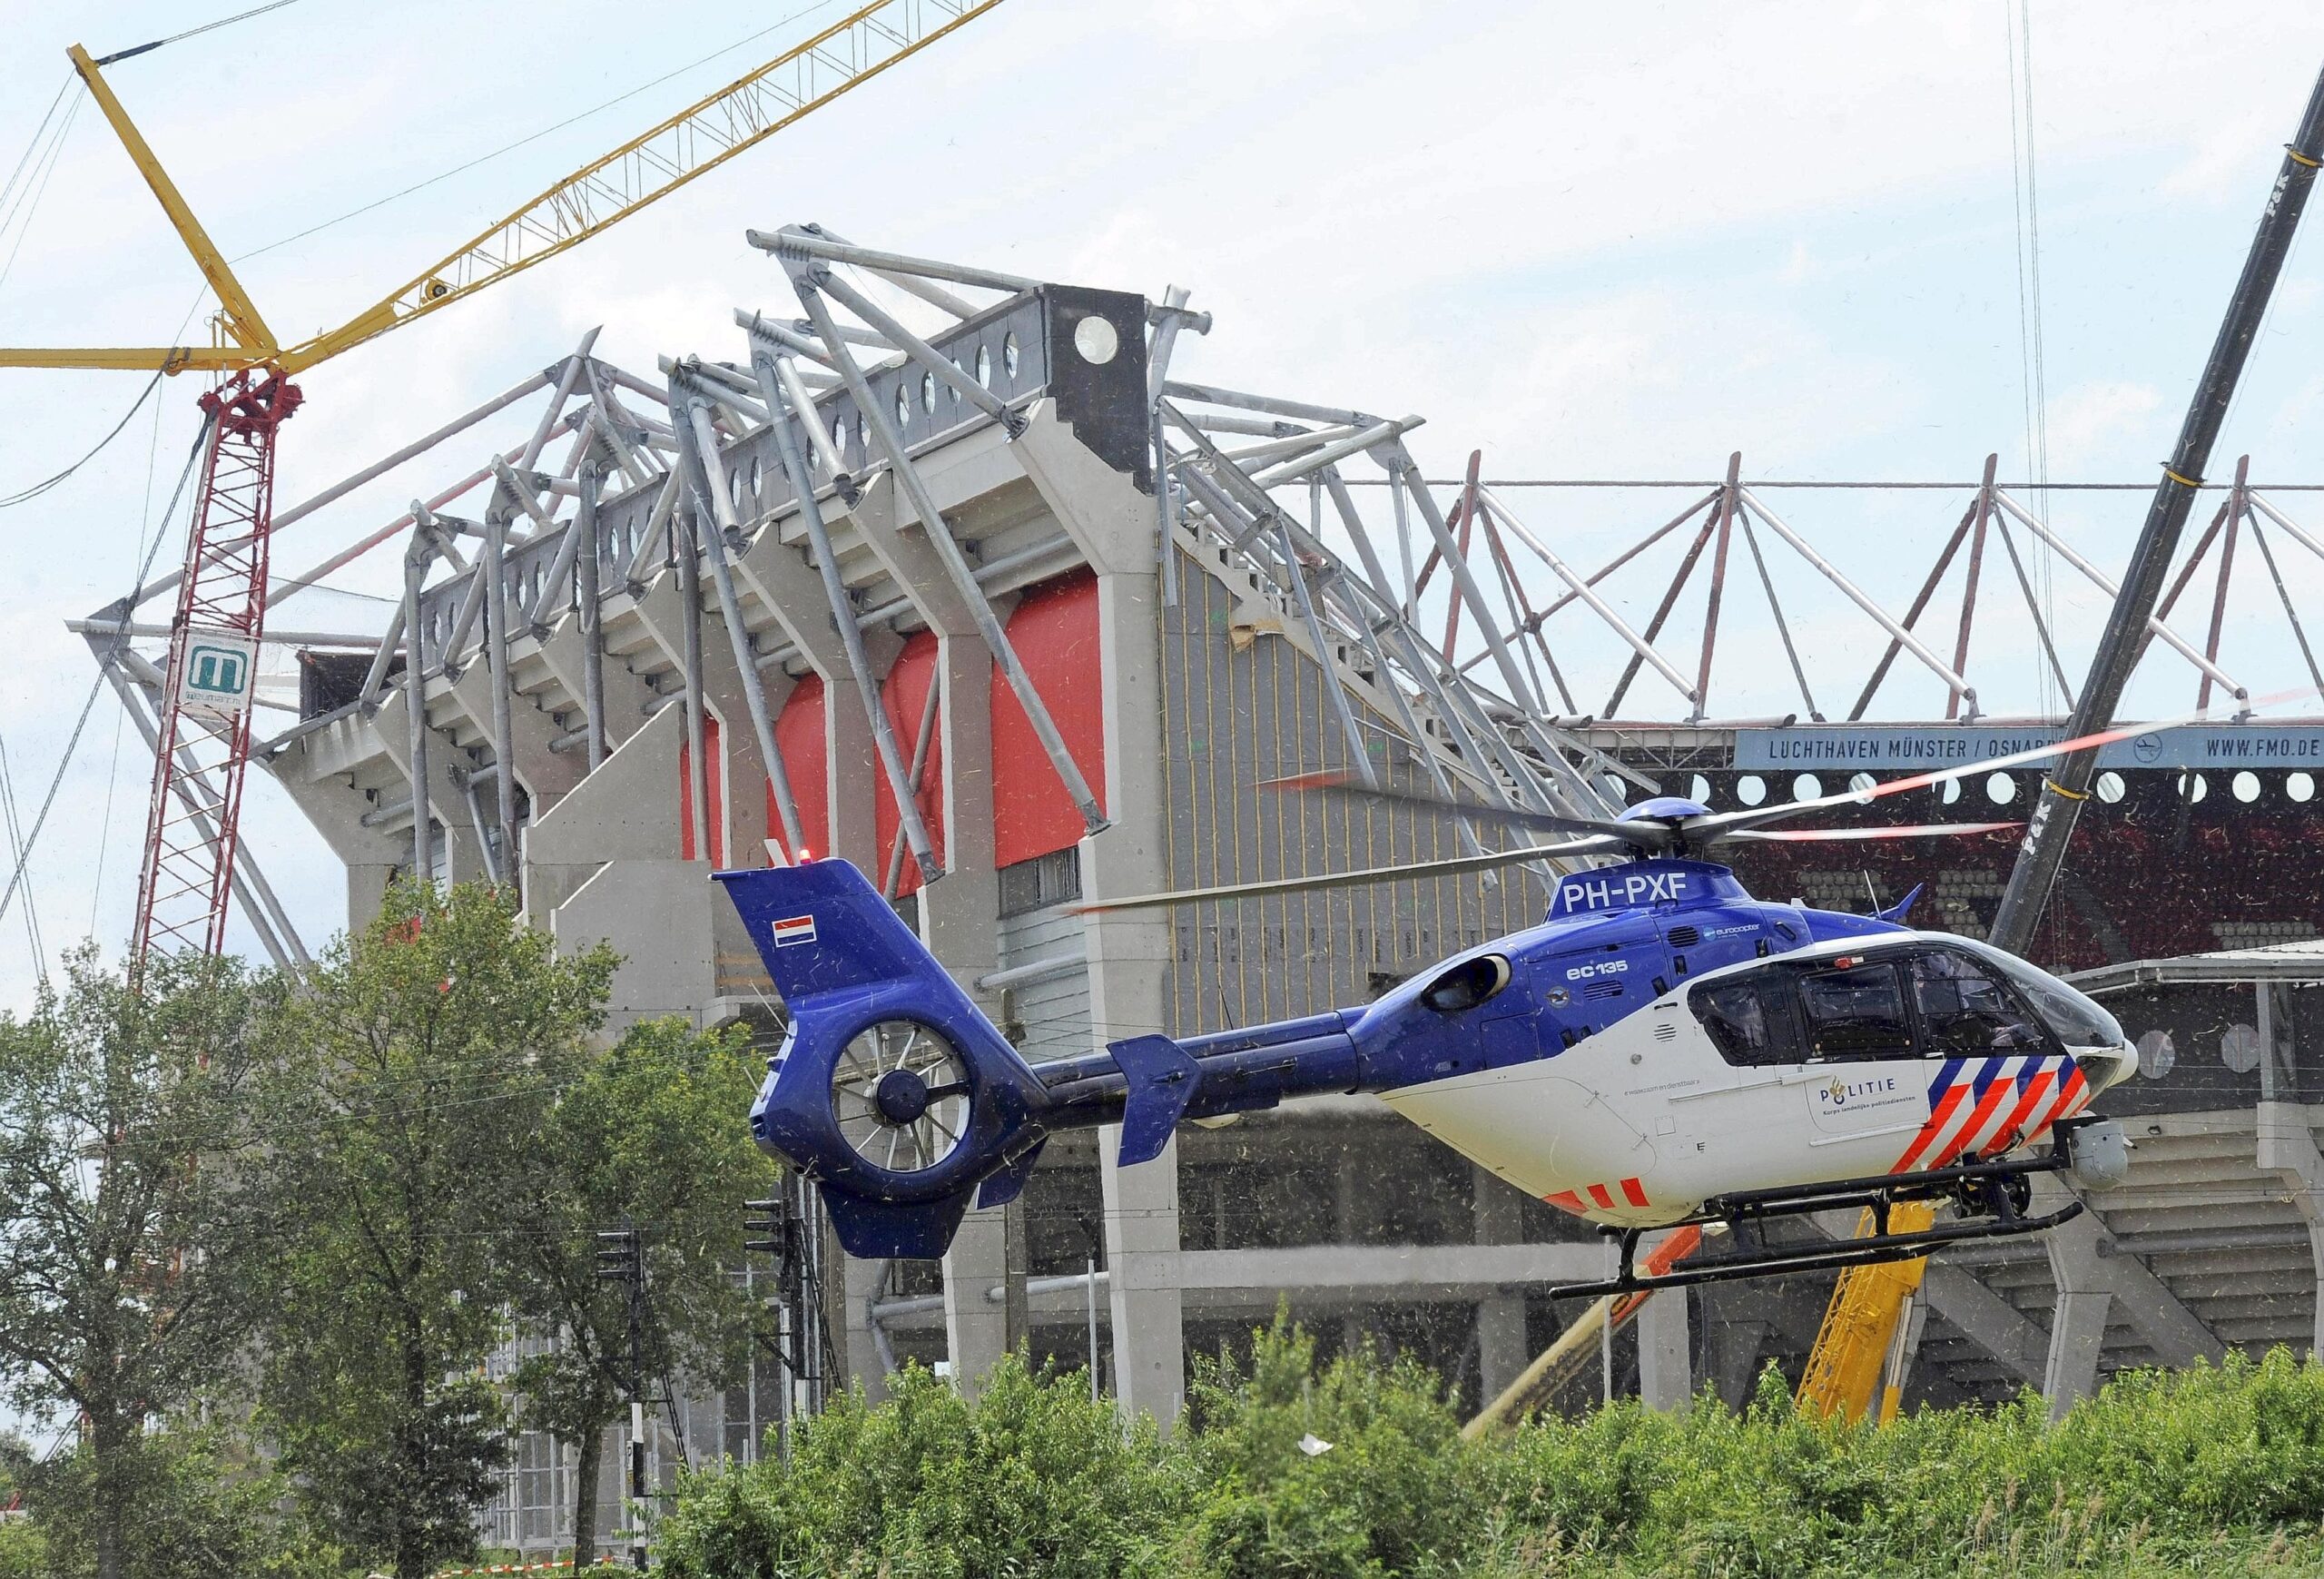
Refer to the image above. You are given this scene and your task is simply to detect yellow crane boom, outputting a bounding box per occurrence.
[1796,1202,1937,1425]
[0,0,1005,970]
[0,0,1006,375]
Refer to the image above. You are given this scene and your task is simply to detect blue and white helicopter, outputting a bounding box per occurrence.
[717,727,2147,1296]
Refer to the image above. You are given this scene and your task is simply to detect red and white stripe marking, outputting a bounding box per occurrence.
[1546,1176,1649,1215]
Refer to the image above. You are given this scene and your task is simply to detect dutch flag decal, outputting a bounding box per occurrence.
[771,913,818,948]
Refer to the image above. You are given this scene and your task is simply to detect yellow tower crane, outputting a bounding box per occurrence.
[0,0,1005,962]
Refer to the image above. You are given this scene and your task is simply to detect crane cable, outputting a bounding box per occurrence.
[92,0,308,67]
[0,368,168,509]
[0,738,45,971]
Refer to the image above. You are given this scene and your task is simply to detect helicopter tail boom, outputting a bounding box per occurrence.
[716,857,1373,1257]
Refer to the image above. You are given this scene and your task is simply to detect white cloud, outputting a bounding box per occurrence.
[2042,380,2163,471]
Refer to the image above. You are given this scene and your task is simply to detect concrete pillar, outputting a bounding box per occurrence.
[1709,1316,1773,1406]
[1098,1125,1184,1424]
[2257,1097,2324,1356]
[2043,1289,2112,1420]
[1014,399,1187,1427]
[925,630,1018,1393]
[1635,1233,1692,1411]
[841,1253,891,1404]
[941,1208,1010,1396]
[1471,1166,1531,1404]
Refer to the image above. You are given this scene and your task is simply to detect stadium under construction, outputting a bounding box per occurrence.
[77,225,2324,1554]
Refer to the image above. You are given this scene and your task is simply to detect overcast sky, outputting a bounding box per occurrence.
[3,0,2324,1009]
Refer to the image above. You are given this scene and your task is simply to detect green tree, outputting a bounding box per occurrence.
[256,881,614,1579]
[0,947,282,1579]
[508,1016,781,1566]
[22,1426,340,1579]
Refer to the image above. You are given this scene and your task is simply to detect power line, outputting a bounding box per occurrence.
[231,1,844,264]
[0,84,85,299]
[0,77,73,227]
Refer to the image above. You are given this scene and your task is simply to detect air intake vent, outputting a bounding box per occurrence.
[1583,980,1625,1000]
[1666,924,1701,948]
[1653,1022,1679,1041]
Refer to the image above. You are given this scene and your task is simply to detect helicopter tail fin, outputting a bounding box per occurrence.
[714,859,1055,1259]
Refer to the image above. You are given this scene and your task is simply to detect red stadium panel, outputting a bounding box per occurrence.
[677,715,724,865]
[991,570,1106,868]
[875,632,945,896]
[770,674,830,864]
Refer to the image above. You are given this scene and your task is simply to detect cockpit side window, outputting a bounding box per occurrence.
[1908,950,2049,1056]
[1691,973,1806,1067]
[1797,961,1915,1061]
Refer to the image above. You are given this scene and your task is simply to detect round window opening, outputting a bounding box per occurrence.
[975,343,992,388]
[1792,773,1822,803]
[2291,772,2318,804]
[1737,775,1767,807]
[2232,770,2262,804]
[2096,771,2126,804]
[1002,331,1020,379]
[1939,775,1962,805]
[2179,771,2209,804]
[2221,1021,2262,1074]
[1986,772,2017,804]
[1073,314,1120,364]
[2136,1029,2176,1080]
[921,370,937,413]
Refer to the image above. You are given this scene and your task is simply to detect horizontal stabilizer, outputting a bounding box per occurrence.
[1113,1033,1201,1167]
[820,1182,977,1259]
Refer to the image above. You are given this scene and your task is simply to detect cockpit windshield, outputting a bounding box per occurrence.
[1952,939,2124,1050]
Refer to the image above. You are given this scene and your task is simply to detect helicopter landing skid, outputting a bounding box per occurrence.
[1551,1145,2086,1299]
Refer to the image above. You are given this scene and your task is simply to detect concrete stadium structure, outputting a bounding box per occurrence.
[79,226,2324,1553]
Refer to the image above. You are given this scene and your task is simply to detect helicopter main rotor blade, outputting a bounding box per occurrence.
[1686,689,2317,842]
[1263,772,1663,848]
[1718,821,2021,844]
[1072,834,1630,914]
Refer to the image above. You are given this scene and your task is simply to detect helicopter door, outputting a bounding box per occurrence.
[1794,958,1929,1138]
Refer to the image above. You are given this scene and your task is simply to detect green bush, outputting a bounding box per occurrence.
[1183,1315,1485,1579]
[655,1354,1188,1578]
[662,1331,2324,1579]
